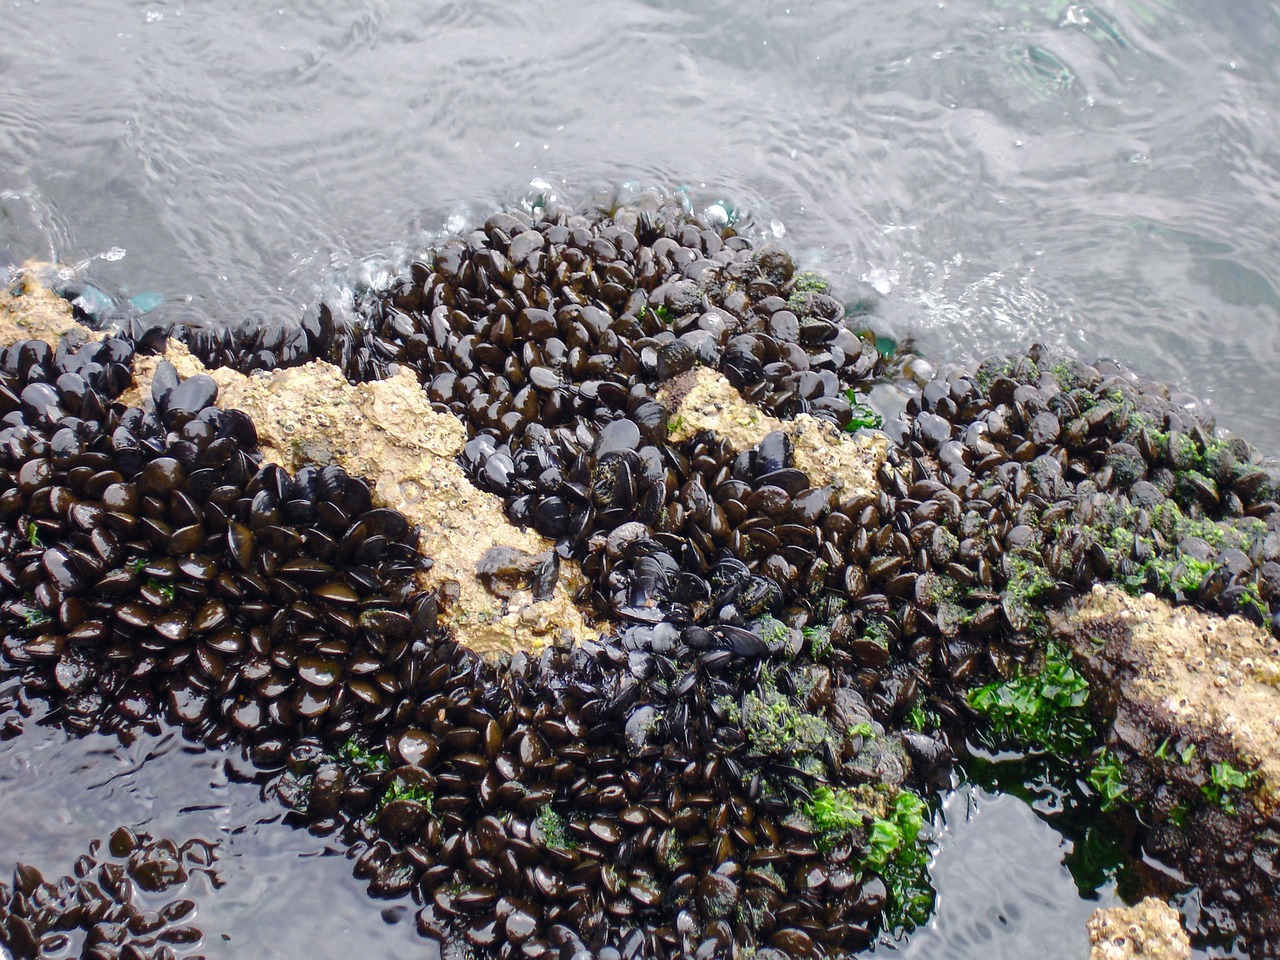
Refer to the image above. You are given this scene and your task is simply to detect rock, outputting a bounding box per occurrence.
[658,367,887,495]
[0,271,103,346]
[1054,586,1280,950]
[1054,584,1280,815]
[1087,898,1190,959]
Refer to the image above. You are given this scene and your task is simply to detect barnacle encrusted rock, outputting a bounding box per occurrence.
[125,344,596,657]
[659,366,888,494]
[0,270,99,345]
[1087,898,1190,960]
[1054,584,1280,813]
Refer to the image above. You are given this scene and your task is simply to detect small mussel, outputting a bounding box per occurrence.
[0,828,216,960]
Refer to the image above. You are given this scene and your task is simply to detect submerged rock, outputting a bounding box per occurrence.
[1087,898,1190,960]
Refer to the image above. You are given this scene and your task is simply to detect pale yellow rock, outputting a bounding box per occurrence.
[137,347,599,658]
[0,270,100,345]
[1061,584,1280,813]
[1087,898,1190,959]
[659,367,888,495]
[118,344,208,408]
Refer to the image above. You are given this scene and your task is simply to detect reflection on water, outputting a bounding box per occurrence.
[0,708,433,958]
[884,785,1120,960]
[0,0,1277,443]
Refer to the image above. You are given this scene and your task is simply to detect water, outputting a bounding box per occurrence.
[1,0,1277,956]
[885,786,1119,960]
[0,701,435,959]
[1,0,1277,443]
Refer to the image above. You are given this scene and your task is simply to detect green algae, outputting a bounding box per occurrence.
[1202,761,1258,816]
[379,774,434,813]
[22,607,51,628]
[717,671,838,760]
[791,272,831,295]
[146,579,175,603]
[1065,491,1267,607]
[1174,556,1217,595]
[658,829,684,870]
[861,618,893,652]
[906,705,938,732]
[1086,749,1128,812]
[802,623,832,659]
[786,272,832,313]
[534,806,577,851]
[844,387,883,432]
[1002,552,1057,634]
[967,642,1094,753]
[336,735,389,774]
[754,614,788,646]
[798,785,934,934]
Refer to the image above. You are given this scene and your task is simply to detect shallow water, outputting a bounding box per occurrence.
[886,785,1119,960]
[0,698,437,959]
[1,0,1277,956]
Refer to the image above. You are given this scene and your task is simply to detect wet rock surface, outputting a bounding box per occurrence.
[1055,585,1280,949]
[0,274,101,349]
[1,195,1279,957]
[1057,585,1280,813]
[1088,897,1191,960]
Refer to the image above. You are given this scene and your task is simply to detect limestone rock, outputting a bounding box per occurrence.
[1087,898,1190,959]
[1056,584,1280,813]
[0,271,100,346]
[659,366,887,495]
[130,344,598,657]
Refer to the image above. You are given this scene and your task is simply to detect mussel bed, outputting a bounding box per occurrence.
[2,195,1279,958]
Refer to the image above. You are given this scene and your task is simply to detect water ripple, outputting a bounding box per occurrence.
[0,0,1276,455]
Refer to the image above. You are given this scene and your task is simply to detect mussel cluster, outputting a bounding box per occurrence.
[1,203,946,960]
[0,335,440,748]
[4,195,1279,958]
[883,348,1280,643]
[0,828,215,960]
